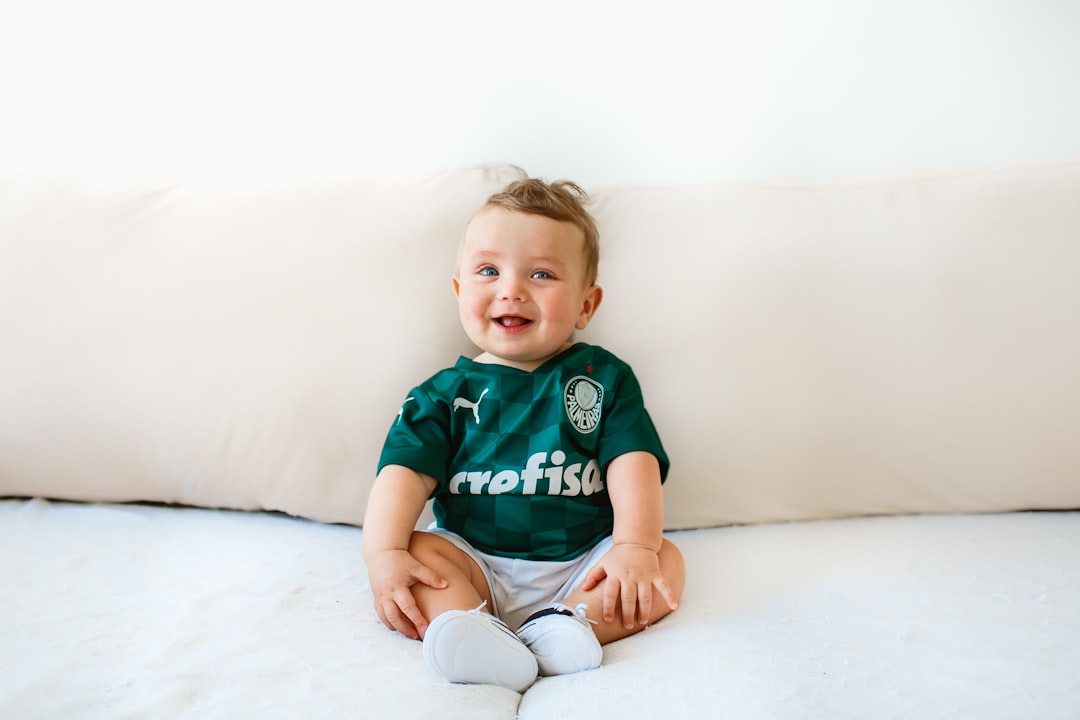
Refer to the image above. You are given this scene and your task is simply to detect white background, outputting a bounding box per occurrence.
[2,0,1078,187]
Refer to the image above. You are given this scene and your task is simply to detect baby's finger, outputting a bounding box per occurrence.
[374,600,391,630]
[382,599,419,640]
[580,563,607,592]
[621,581,638,630]
[637,581,653,626]
[654,575,680,611]
[411,563,447,590]
[393,592,428,638]
[602,576,621,623]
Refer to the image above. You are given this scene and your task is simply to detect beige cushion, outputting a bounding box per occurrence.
[0,164,525,524]
[583,163,1080,527]
[2,162,1078,527]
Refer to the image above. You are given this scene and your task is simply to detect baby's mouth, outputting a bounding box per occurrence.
[495,315,532,328]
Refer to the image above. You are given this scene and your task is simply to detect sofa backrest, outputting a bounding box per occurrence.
[2,162,1078,528]
[584,164,1080,527]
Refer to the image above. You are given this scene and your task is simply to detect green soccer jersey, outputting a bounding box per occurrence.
[377,343,669,562]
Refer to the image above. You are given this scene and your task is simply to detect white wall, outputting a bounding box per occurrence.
[2,0,1078,187]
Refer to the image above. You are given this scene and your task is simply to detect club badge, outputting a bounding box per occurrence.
[564,375,604,434]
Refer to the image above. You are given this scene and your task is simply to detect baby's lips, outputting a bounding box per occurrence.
[496,316,531,327]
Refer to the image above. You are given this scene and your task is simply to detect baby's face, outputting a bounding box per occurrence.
[453,206,601,371]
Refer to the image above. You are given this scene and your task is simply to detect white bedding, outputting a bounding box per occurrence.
[2,499,1078,718]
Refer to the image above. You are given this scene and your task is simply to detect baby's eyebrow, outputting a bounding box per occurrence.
[527,256,567,268]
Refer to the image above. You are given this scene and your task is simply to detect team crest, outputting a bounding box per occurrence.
[564,375,604,433]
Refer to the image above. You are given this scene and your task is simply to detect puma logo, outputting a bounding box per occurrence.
[396,397,415,424]
[453,388,489,424]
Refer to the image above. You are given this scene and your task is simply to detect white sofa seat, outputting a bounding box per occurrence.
[3,500,1077,718]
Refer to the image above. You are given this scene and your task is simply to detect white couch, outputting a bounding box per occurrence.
[2,162,1079,718]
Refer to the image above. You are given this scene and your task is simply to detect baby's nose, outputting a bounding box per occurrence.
[499,277,526,301]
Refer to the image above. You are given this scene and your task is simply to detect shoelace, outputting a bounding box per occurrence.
[465,599,523,640]
[551,602,598,625]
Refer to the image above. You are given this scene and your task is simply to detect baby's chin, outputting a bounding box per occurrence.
[472,343,573,372]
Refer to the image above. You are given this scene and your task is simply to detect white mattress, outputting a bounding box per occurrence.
[2,500,1077,718]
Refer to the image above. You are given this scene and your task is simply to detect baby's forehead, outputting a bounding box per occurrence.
[463,205,584,245]
[457,206,591,280]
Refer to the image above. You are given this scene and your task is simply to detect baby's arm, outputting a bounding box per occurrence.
[581,451,679,629]
[362,465,446,639]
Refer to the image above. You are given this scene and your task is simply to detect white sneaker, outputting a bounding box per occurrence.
[517,602,603,676]
[423,603,538,692]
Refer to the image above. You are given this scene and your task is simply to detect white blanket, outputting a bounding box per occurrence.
[2,500,1077,718]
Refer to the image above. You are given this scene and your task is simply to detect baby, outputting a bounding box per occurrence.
[363,177,685,692]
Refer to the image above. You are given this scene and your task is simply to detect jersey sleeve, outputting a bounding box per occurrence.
[376,384,453,487]
[597,364,670,482]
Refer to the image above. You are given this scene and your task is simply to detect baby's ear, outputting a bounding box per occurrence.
[452,276,461,298]
[575,285,603,330]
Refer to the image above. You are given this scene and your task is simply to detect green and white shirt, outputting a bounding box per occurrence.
[378,343,669,562]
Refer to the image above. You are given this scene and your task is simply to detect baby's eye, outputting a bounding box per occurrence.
[531,270,553,280]
[478,266,499,277]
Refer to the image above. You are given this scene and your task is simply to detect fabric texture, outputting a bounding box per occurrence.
[3,499,1077,719]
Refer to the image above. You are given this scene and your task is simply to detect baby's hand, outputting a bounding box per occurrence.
[366,549,447,640]
[581,543,679,629]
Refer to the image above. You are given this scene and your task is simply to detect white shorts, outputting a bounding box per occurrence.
[425,525,615,631]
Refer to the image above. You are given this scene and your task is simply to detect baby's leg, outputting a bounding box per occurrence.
[409,531,539,691]
[407,531,492,639]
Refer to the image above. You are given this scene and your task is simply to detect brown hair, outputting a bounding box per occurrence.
[482,178,600,286]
